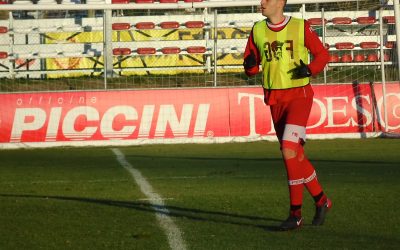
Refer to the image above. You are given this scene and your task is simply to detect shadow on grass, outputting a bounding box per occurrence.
[0,193,282,232]
[122,155,393,165]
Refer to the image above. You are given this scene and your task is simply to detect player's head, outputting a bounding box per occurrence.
[260,0,286,18]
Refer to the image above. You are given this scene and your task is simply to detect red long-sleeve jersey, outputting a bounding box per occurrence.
[244,17,329,105]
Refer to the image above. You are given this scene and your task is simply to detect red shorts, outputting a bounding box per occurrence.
[270,96,313,150]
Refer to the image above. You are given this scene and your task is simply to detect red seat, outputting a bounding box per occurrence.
[112,0,129,3]
[383,16,395,24]
[0,26,8,33]
[307,18,328,26]
[0,51,7,59]
[335,42,355,50]
[366,54,378,62]
[135,0,154,3]
[332,17,352,25]
[328,54,339,63]
[137,47,156,55]
[160,0,178,2]
[112,23,131,30]
[340,54,352,63]
[384,53,391,62]
[385,41,396,49]
[160,21,180,29]
[113,48,132,56]
[185,21,205,28]
[359,42,379,49]
[135,22,155,29]
[161,47,181,54]
[187,46,206,54]
[354,54,365,62]
[356,17,375,24]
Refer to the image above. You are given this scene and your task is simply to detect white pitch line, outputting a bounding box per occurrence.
[111,148,187,250]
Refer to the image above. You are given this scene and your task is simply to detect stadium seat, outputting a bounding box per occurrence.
[135,22,155,29]
[335,42,355,50]
[353,54,365,62]
[384,53,390,62]
[160,0,178,3]
[160,21,180,29]
[366,53,378,62]
[14,52,34,59]
[385,41,396,49]
[328,54,339,63]
[135,0,154,3]
[38,26,60,33]
[12,0,33,5]
[112,23,131,30]
[332,17,352,25]
[112,48,131,56]
[359,42,379,49]
[356,17,376,25]
[185,21,205,28]
[36,0,58,4]
[307,18,328,26]
[161,47,181,54]
[187,46,206,54]
[0,26,8,34]
[137,47,156,55]
[62,51,83,57]
[62,24,82,32]
[0,51,7,59]
[232,21,255,27]
[38,50,59,58]
[383,16,395,24]
[13,26,34,33]
[340,54,352,63]
[112,0,129,3]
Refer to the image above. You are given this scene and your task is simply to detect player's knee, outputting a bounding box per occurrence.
[281,147,297,160]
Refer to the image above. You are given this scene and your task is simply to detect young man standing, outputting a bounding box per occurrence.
[243,0,332,230]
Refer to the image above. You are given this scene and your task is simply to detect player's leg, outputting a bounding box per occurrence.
[270,103,305,230]
[297,145,332,225]
[287,96,332,226]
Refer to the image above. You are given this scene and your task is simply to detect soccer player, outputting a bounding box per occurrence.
[243,0,332,230]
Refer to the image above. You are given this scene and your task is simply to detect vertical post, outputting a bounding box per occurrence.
[393,0,400,79]
[322,8,327,84]
[301,4,306,19]
[103,1,113,89]
[8,11,14,79]
[213,9,217,87]
[379,7,388,132]
[204,7,211,73]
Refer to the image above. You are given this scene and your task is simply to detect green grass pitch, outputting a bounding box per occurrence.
[0,138,399,249]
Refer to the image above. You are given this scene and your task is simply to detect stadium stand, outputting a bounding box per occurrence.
[0,2,396,77]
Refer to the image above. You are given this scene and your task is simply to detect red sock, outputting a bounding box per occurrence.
[283,157,304,207]
[298,147,323,197]
[303,157,323,196]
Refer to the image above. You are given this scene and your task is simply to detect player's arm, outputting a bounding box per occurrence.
[304,20,329,76]
[243,29,261,76]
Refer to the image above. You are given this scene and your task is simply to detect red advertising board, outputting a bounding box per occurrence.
[0,83,399,147]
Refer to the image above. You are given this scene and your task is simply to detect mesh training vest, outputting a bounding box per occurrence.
[253,17,309,89]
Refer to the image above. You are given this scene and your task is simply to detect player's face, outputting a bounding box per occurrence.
[260,0,284,18]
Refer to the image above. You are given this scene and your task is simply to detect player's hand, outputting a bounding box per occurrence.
[290,60,312,79]
[243,50,258,69]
